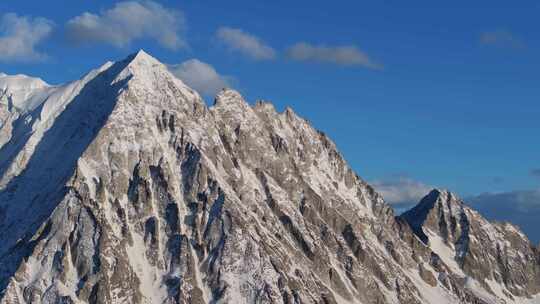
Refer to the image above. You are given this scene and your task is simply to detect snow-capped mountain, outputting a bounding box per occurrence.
[0,51,538,304]
[401,190,540,304]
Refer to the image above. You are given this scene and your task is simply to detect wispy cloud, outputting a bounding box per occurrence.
[286,42,382,69]
[480,30,525,49]
[168,59,232,97]
[65,1,186,50]
[0,13,54,63]
[467,189,540,243]
[216,27,276,60]
[371,175,432,206]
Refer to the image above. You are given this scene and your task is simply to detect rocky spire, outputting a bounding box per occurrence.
[401,189,540,300]
[401,189,467,244]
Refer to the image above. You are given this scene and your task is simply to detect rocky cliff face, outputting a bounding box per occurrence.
[0,51,538,304]
[402,189,540,303]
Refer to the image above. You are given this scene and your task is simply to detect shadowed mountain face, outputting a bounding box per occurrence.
[0,59,133,293]
[401,190,540,301]
[0,51,538,304]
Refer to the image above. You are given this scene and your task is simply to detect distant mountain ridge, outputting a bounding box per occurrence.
[0,51,538,304]
[401,189,540,302]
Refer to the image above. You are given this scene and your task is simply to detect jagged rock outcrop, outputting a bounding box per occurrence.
[0,51,538,304]
[402,189,540,303]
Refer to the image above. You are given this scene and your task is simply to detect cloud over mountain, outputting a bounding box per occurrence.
[0,13,54,63]
[65,1,186,50]
[168,59,231,97]
[371,175,432,208]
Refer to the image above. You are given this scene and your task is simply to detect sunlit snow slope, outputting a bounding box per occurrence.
[0,51,538,304]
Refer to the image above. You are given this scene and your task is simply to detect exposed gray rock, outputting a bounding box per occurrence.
[0,51,538,304]
[402,189,540,303]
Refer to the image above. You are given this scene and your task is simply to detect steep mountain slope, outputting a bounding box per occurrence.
[402,189,540,303]
[0,51,538,304]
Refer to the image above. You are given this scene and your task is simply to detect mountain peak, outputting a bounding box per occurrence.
[0,72,52,112]
[118,49,166,77]
[401,189,540,301]
[108,50,201,106]
[411,188,463,211]
[427,187,452,197]
[213,88,249,109]
[129,49,157,63]
[0,73,49,90]
[420,188,462,208]
[400,188,465,244]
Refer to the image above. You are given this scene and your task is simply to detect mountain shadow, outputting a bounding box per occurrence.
[0,57,134,293]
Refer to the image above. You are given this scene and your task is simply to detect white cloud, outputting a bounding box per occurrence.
[467,189,540,243]
[286,42,382,69]
[371,176,432,205]
[216,27,276,60]
[168,59,231,97]
[0,13,54,62]
[65,1,186,50]
[480,30,524,49]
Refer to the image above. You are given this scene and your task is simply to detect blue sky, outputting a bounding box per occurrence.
[1,1,539,240]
